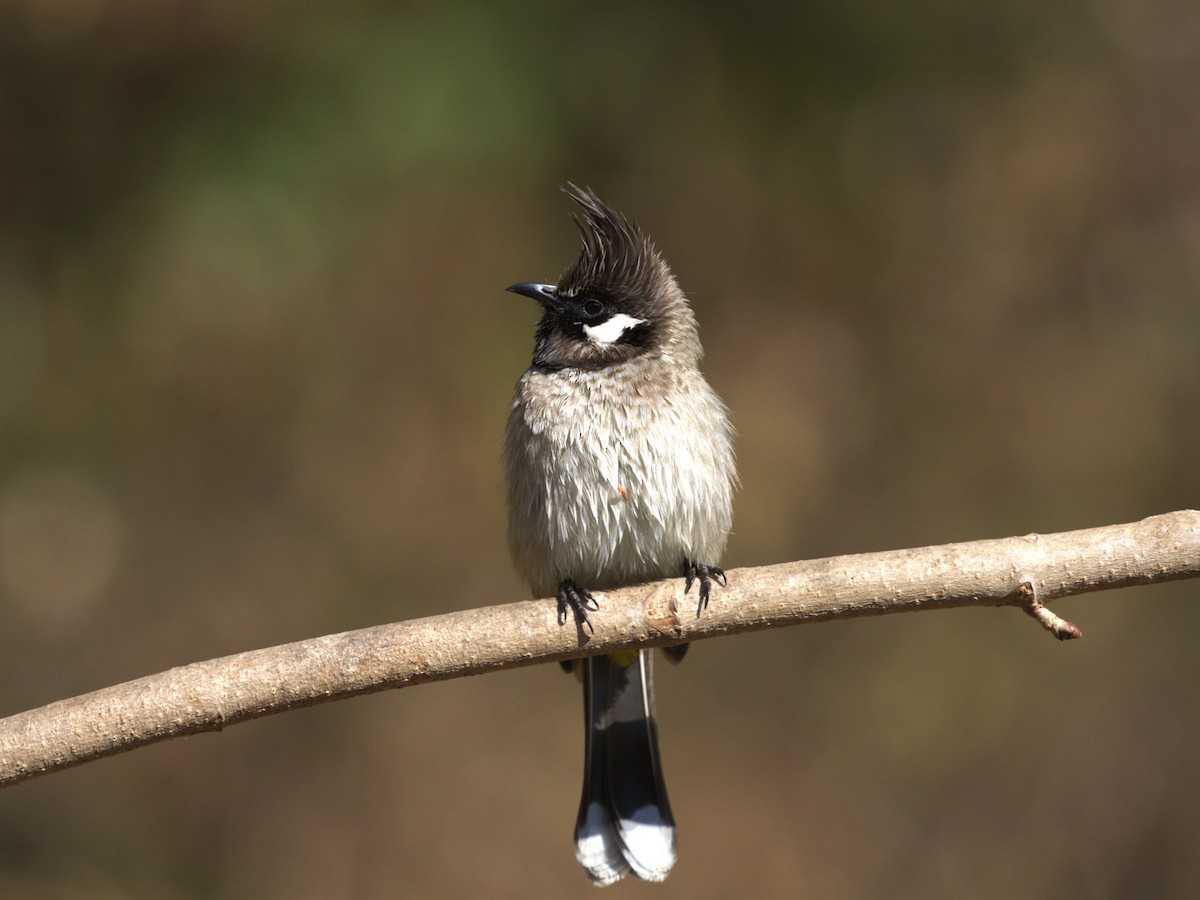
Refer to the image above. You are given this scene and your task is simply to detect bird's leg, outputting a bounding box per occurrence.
[558,578,599,632]
[682,560,727,615]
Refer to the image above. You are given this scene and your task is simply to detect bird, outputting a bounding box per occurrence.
[504,185,737,884]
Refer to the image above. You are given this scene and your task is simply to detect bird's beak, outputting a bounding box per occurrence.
[506,282,560,308]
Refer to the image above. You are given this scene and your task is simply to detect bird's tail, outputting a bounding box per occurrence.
[574,650,677,885]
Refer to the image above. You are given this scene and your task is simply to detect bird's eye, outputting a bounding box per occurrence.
[582,299,604,318]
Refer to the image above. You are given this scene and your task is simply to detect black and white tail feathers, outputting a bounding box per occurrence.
[574,651,677,885]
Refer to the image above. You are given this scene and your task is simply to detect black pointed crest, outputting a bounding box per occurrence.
[557,184,665,303]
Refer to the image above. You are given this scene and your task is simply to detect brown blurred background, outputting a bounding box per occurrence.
[1,1,1198,897]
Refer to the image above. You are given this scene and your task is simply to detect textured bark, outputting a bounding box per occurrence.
[1,511,1197,788]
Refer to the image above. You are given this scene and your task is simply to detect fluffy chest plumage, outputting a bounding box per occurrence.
[505,358,735,597]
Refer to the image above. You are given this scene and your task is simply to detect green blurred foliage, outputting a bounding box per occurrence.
[1,0,1198,896]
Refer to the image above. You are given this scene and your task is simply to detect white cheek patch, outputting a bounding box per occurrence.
[583,313,646,346]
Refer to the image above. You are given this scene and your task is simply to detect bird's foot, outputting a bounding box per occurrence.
[683,560,727,615]
[558,578,598,632]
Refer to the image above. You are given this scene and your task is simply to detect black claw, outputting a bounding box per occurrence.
[682,560,727,615]
[557,579,597,632]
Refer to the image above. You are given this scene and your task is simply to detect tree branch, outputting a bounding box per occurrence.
[1,511,1197,788]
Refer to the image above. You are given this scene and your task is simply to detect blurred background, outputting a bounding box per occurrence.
[1,1,1198,897]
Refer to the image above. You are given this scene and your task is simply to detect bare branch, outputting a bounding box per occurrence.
[1,511,1197,788]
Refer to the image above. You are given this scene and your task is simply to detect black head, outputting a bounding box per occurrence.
[508,185,695,371]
